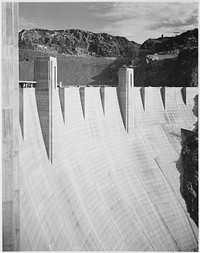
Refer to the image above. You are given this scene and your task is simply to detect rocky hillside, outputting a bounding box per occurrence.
[136,47,198,87]
[140,28,198,53]
[19,28,198,87]
[19,28,140,58]
[136,28,198,87]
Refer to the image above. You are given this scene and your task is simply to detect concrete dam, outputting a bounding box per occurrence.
[2,3,198,251]
[17,57,198,251]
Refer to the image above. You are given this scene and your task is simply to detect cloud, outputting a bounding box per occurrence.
[90,2,198,43]
[19,17,38,31]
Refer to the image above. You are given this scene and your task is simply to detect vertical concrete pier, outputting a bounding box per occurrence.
[34,56,57,163]
[19,87,28,139]
[2,2,20,251]
[117,66,134,133]
[19,82,36,139]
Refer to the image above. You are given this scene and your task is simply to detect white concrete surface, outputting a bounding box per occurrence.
[18,61,198,250]
[2,3,198,250]
[2,2,20,251]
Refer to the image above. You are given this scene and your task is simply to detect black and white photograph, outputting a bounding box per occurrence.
[2,1,198,251]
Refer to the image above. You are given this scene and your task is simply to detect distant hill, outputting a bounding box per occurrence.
[19,28,140,59]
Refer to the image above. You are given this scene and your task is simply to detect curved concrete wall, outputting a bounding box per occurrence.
[2,4,198,250]
[19,83,198,251]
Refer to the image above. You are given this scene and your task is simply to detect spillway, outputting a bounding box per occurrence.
[17,57,198,251]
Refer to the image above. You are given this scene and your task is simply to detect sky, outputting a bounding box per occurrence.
[19,1,198,44]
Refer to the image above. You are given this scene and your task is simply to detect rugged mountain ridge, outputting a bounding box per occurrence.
[19,28,140,58]
[140,28,198,53]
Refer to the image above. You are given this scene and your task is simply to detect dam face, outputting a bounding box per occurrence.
[19,58,198,251]
[2,3,198,251]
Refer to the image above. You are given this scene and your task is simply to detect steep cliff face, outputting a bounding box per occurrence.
[19,28,140,58]
[136,47,198,87]
[181,129,198,226]
[137,28,198,87]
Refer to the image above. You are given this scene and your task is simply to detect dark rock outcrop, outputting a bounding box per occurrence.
[181,129,198,226]
[140,28,198,53]
[135,47,198,87]
[136,28,198,87]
